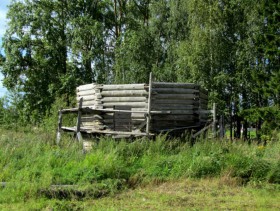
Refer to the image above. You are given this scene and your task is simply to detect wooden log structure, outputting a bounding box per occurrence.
[57,76,211,140]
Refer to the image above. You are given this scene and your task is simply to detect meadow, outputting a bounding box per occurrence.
[0,128,279,210]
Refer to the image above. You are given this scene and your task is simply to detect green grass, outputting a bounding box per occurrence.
[0,128,279,210]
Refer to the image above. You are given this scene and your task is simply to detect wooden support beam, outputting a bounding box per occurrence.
[212,103,216,138]
[146,72,152,135]
[56,110,62,144]
[76,98,83,142]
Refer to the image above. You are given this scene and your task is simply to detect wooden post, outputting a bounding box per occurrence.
[146,72,152,136]
[56,110,63,144]
[219,115,224,139]
[212,103,216,138]
[76,97,83,142]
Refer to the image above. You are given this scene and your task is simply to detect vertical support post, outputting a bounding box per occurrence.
[146,72,152,136]
[212,103,216,138]
[219,115,224,139]
[76,97,83,142]
[56,110,62,144]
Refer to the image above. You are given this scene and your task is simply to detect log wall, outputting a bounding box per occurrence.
[76,82,209,134]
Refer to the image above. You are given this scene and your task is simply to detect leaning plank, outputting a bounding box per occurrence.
[101,97,147,102]
[102,84,146,90]
[101,90,148,97]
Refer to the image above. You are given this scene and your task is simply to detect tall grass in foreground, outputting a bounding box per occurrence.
[0,128,279,203]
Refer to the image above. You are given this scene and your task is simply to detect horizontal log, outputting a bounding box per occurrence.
[103,119,145,124]
[152,99,199,105]
[76,83,96,92]
[168,110,197,115]
[102,102,147,108]
[152,88,199,94]
[151,105,198,110]
[61,127,151,136]
[80,100,100,107]
[153,82,199,89]
[77,89,96,96]
[151,115,197,121]
[153,94,198,100]
[101,97,147,102]
[76,96,97,101]
[101,90,148,97]
[102,84,146,90]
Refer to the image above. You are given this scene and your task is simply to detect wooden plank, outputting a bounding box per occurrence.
[101,90,148,97]
[153,94,198,99]
[61,126,153,136]
[76,83,96,92]
[102,84,146,90]
[81,115,103,121]
[101,97,147,102]
[152,88,199,94]
[153,82,199,89]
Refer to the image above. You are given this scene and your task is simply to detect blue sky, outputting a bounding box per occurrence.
[0,0,9,97]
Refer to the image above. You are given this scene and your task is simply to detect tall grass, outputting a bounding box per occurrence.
[0,128,279,203]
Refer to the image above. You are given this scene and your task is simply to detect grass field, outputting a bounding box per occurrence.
[0,128,279,210]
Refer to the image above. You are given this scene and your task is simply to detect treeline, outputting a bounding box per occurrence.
[0,0,279,139]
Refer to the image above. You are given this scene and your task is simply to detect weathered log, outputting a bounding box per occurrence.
[102,84,146,90]
[152,99,199,105]
[153,94,198,99]
[101,90,148,97]
[152,88,199,94]
[151,114,197,121]
[77,89,96,96]
[102,102,147,108]
[153,82,199,89]
[76,95,97,101]
[76,83,96,92]
[101,97,147,102]
[151,105,199,110]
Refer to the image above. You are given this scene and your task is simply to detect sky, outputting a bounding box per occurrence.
[0,0,9,97]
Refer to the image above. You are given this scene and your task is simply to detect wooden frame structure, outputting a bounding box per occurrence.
[56,74,211,143]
